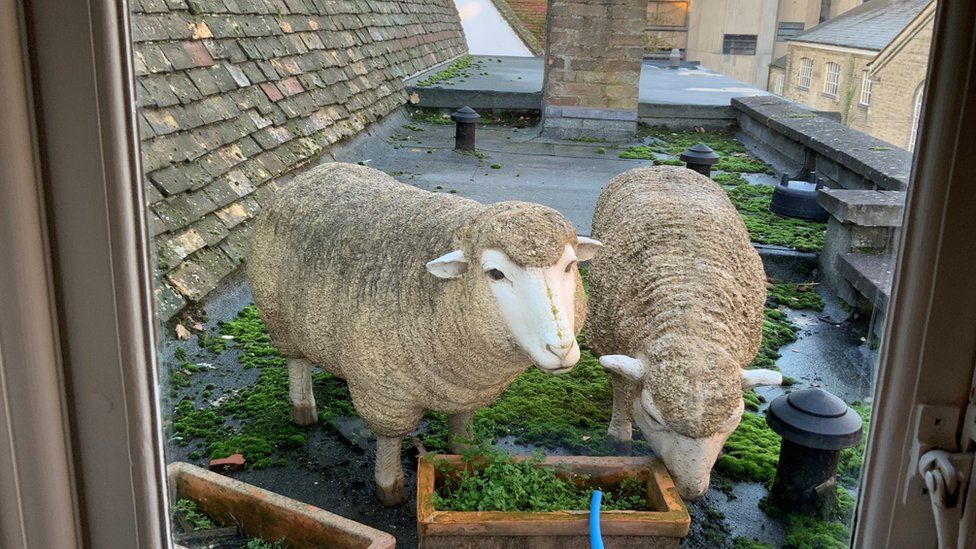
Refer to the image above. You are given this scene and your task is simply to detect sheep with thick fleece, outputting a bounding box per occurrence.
[586,166,781,500]
[247,163,601,505]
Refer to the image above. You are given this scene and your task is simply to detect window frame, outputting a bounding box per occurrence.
[908,84,924,151]
[859,70,873,106]
[722,34,758,55]
[823,61,840,97]
[798,57,813,89]
[776,21,805,41]
[774,72,785,95]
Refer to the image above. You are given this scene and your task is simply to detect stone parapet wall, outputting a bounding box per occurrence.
[132,0,465,320]
[732,96,911,192]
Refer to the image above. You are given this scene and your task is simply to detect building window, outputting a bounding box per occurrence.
[774,73,785,95]
[860,70,873,106]
[909,84,924,151]
[798,57,813,89]
[823,62,840,97]
[777,22,805,41]
[723,34,757,55]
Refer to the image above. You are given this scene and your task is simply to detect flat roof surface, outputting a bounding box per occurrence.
[406,55,769,108]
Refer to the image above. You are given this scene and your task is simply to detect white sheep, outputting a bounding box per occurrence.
[586,166,782,500]
[247,163,601,505]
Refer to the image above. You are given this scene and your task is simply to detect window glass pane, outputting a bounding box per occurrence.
[131,1,934,548]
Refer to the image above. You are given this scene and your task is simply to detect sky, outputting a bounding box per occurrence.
[454,0,534,57]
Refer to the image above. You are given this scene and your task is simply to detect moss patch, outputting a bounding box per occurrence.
[716,412,780,483]
[716,155,774,174]
[763,487,856,549]
[618,145,664,160]
[432,445,647,512]
[726,184,826,252]
[768,282,824,311]
[713,172,748,186]
[750,307,798,370]
[733,538,775,549]
[415,55,476,87]
[170,306,353,468]
[638,127,746,156]
[416,345,618,455]
[838,402,871,485]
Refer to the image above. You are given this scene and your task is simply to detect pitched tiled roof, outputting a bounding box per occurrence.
[493,0,548,48]
[790,0,933,52]
[133,0,465,319]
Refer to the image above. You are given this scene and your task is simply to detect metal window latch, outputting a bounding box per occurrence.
[914,401,976,548]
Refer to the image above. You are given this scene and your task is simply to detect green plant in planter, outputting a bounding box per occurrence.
[173,498,214,531]
[432,445,648,512]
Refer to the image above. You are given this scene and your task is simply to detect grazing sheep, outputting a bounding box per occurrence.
[586,166,781,500]
[247,163,601,505]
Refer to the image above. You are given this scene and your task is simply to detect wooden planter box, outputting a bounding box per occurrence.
[168,462,396,549]
[416,455,690,549]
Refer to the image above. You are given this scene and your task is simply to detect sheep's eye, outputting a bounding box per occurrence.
[486,268,506,281]
[565,260,577,273]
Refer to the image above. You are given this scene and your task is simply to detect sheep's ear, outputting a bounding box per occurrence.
[426,250,468,279]
[599,354,645,382]
[576,236,603,261]
[741,369,783,390]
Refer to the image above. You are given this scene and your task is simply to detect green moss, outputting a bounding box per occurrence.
[618,145,664,160]
[763,487,856,549]
[726,184,826,252]
[432,445,648,512]
[715,412,780,483]
[596,147,606,154]
[733,538,775,549]
[657,157,685,166]
[713,172,748,186]
[769,282,824,311]
[416,55,475,87]
[743,390,764,412]
[170,306,355,468]
[415,345,617,454]
[838,402,871,484]
[750,307,798,370]
[638,127,746,156]
[403,124,424,132]
[173,498,213,531]
[716,156,775,174]
[245,539,287,549]
[700,504,732,546]
[490,163,502,169]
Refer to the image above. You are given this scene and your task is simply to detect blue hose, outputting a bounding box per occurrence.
[589,490,604,549]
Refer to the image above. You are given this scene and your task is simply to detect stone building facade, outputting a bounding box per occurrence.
[773,0,933,150]
[133,0,466,319]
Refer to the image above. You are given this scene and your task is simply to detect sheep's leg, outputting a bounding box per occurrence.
[374,435,407,506]
[607,372,634,455]
[447,411,475,454]
[288,358,318,426]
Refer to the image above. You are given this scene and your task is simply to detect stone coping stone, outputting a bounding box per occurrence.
[818,189,907,227]
[732,96,912,192]
[837,252,894,312]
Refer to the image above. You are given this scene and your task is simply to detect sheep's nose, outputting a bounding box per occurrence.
[546,341,573,360]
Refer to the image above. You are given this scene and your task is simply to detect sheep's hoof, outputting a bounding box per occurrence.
[290,403,319,426]
[608,435,632,456]
[375,476,407,507]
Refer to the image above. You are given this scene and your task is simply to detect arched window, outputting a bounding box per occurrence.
[908,83,924,151]
[798,57,813,89]
[823,62,840,97]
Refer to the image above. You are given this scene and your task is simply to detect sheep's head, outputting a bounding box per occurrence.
[425,202,601,373]
[601,348,782,500]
